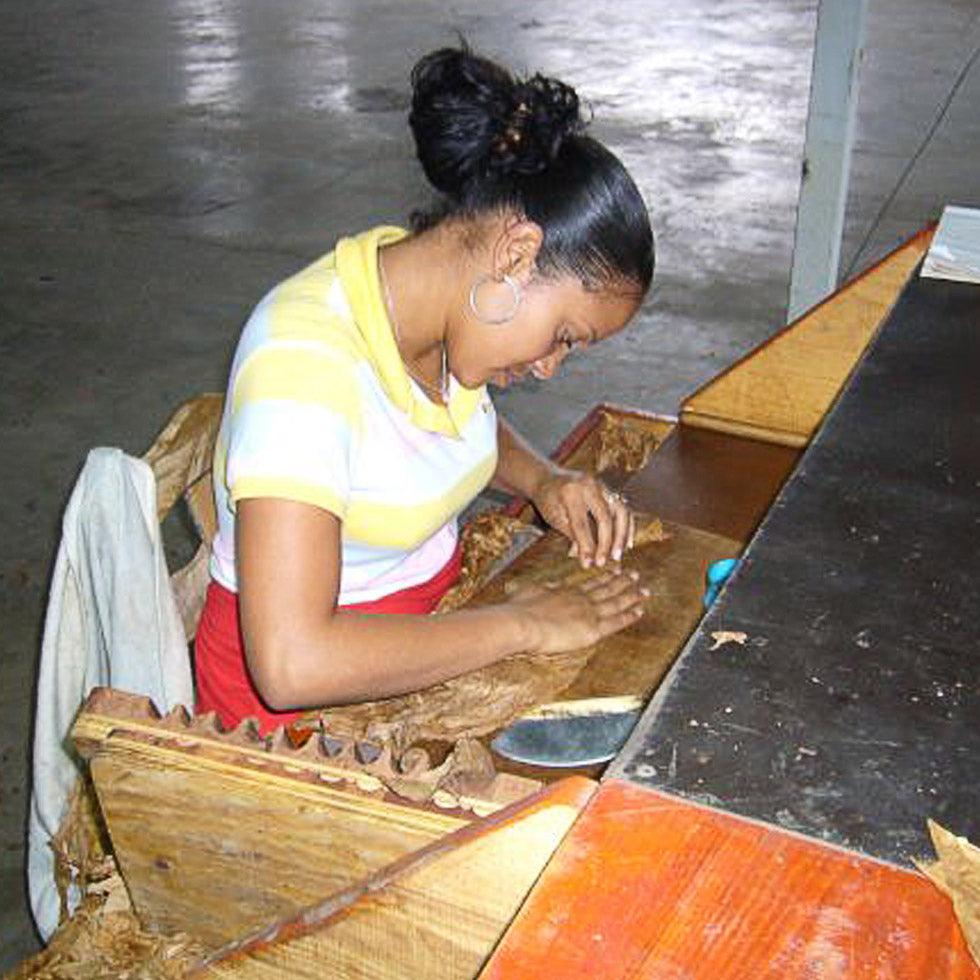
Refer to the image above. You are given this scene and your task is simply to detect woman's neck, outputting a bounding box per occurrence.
[379,227,461,368]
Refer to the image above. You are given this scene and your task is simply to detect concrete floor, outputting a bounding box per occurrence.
[1,0,977,966]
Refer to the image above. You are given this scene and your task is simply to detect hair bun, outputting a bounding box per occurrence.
[494,74,582,177]
[409,46,584,197]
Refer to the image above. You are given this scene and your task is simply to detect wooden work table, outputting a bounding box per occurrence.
[45,232,976,977]
[608,271,980,866]
[478,425,800,785]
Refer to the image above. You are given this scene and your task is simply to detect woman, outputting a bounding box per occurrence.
[195,45,655,734]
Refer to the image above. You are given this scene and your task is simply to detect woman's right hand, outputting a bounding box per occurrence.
[508,570,649,655]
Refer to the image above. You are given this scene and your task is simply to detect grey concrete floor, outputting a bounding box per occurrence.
[1,0,978,967]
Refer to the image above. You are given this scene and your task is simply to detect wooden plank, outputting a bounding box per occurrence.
[195,778,597,979]
[481,781,979,979]
[678,412,809,448]
[682,228,932,445]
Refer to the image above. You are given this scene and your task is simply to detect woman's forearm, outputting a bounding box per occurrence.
[238,497,538,711]
[492,415,561,499]
[247,601,535,710]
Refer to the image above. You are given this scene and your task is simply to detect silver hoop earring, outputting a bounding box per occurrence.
[469,274,522,325]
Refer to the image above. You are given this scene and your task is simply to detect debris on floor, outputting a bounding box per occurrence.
[709,630,749,650]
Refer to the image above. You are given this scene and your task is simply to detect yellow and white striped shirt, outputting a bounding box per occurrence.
[210,226,498,604]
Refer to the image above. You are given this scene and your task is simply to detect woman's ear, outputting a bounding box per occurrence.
[491,216,544,284]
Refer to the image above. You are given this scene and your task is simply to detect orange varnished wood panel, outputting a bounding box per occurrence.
[481,781,978,979]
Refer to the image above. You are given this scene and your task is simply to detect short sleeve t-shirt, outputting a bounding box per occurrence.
[209,225,499,605]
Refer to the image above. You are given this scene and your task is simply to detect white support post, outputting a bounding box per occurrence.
[788,0,868,321]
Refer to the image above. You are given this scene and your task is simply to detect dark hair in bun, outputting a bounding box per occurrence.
[408,45,653,291]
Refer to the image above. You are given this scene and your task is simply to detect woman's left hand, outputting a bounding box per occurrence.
[531,469,635,570]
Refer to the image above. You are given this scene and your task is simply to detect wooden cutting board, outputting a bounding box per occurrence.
[476,517,741,705]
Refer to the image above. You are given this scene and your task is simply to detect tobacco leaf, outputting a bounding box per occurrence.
[916,819,980,966]
[594,410,661,475]
[6,892,202,980]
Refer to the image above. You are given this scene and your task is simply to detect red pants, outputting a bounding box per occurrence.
[194,546,462,735]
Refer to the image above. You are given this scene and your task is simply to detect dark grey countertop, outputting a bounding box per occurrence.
[608,272,980,866]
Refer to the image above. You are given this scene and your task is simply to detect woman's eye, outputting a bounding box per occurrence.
[561,337,575,350]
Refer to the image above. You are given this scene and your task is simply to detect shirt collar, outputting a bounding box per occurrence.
[335,225,484,438]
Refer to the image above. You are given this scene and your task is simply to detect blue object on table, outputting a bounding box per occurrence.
[703,558,740,608]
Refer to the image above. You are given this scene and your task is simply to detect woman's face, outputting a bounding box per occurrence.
[450,273,643,390]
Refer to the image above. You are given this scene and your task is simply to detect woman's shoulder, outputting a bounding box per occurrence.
[243,251,367,363]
